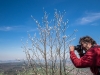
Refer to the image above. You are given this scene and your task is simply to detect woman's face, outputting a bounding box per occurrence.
[81,42,92,51]
[81,42,87,50]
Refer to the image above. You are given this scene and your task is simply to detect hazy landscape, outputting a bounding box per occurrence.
[0,60,92,75]
[0,61,26,75]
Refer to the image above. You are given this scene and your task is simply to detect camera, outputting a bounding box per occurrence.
[74,45,83,51]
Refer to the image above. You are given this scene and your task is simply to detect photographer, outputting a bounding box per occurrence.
[69,36,100,75]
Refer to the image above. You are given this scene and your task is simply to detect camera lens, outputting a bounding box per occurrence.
[74,45,82,50]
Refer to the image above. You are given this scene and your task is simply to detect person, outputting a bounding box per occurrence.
[69,36,100,75]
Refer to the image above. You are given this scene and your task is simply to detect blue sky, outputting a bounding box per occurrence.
[0,0,100,60]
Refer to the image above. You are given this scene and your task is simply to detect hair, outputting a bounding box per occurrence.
[79,36,97,45]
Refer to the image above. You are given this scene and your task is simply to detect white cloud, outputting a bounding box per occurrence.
[0,25,37,32]
[0,26,12,31]
[76,12,100,25]
[27,29,37,32]
[91,23,99,26]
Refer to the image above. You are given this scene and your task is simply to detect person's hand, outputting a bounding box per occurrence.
[69,46,75,51]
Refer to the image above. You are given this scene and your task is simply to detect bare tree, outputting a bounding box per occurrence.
[21,9,88,75]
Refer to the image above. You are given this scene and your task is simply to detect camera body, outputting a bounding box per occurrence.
[74,45,83,51]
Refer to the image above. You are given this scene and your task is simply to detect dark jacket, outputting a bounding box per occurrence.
[70,45,100,75]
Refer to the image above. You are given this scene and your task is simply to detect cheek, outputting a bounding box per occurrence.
[82,45,86,47]
[82,44,87,49]
[84,44,87,47]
